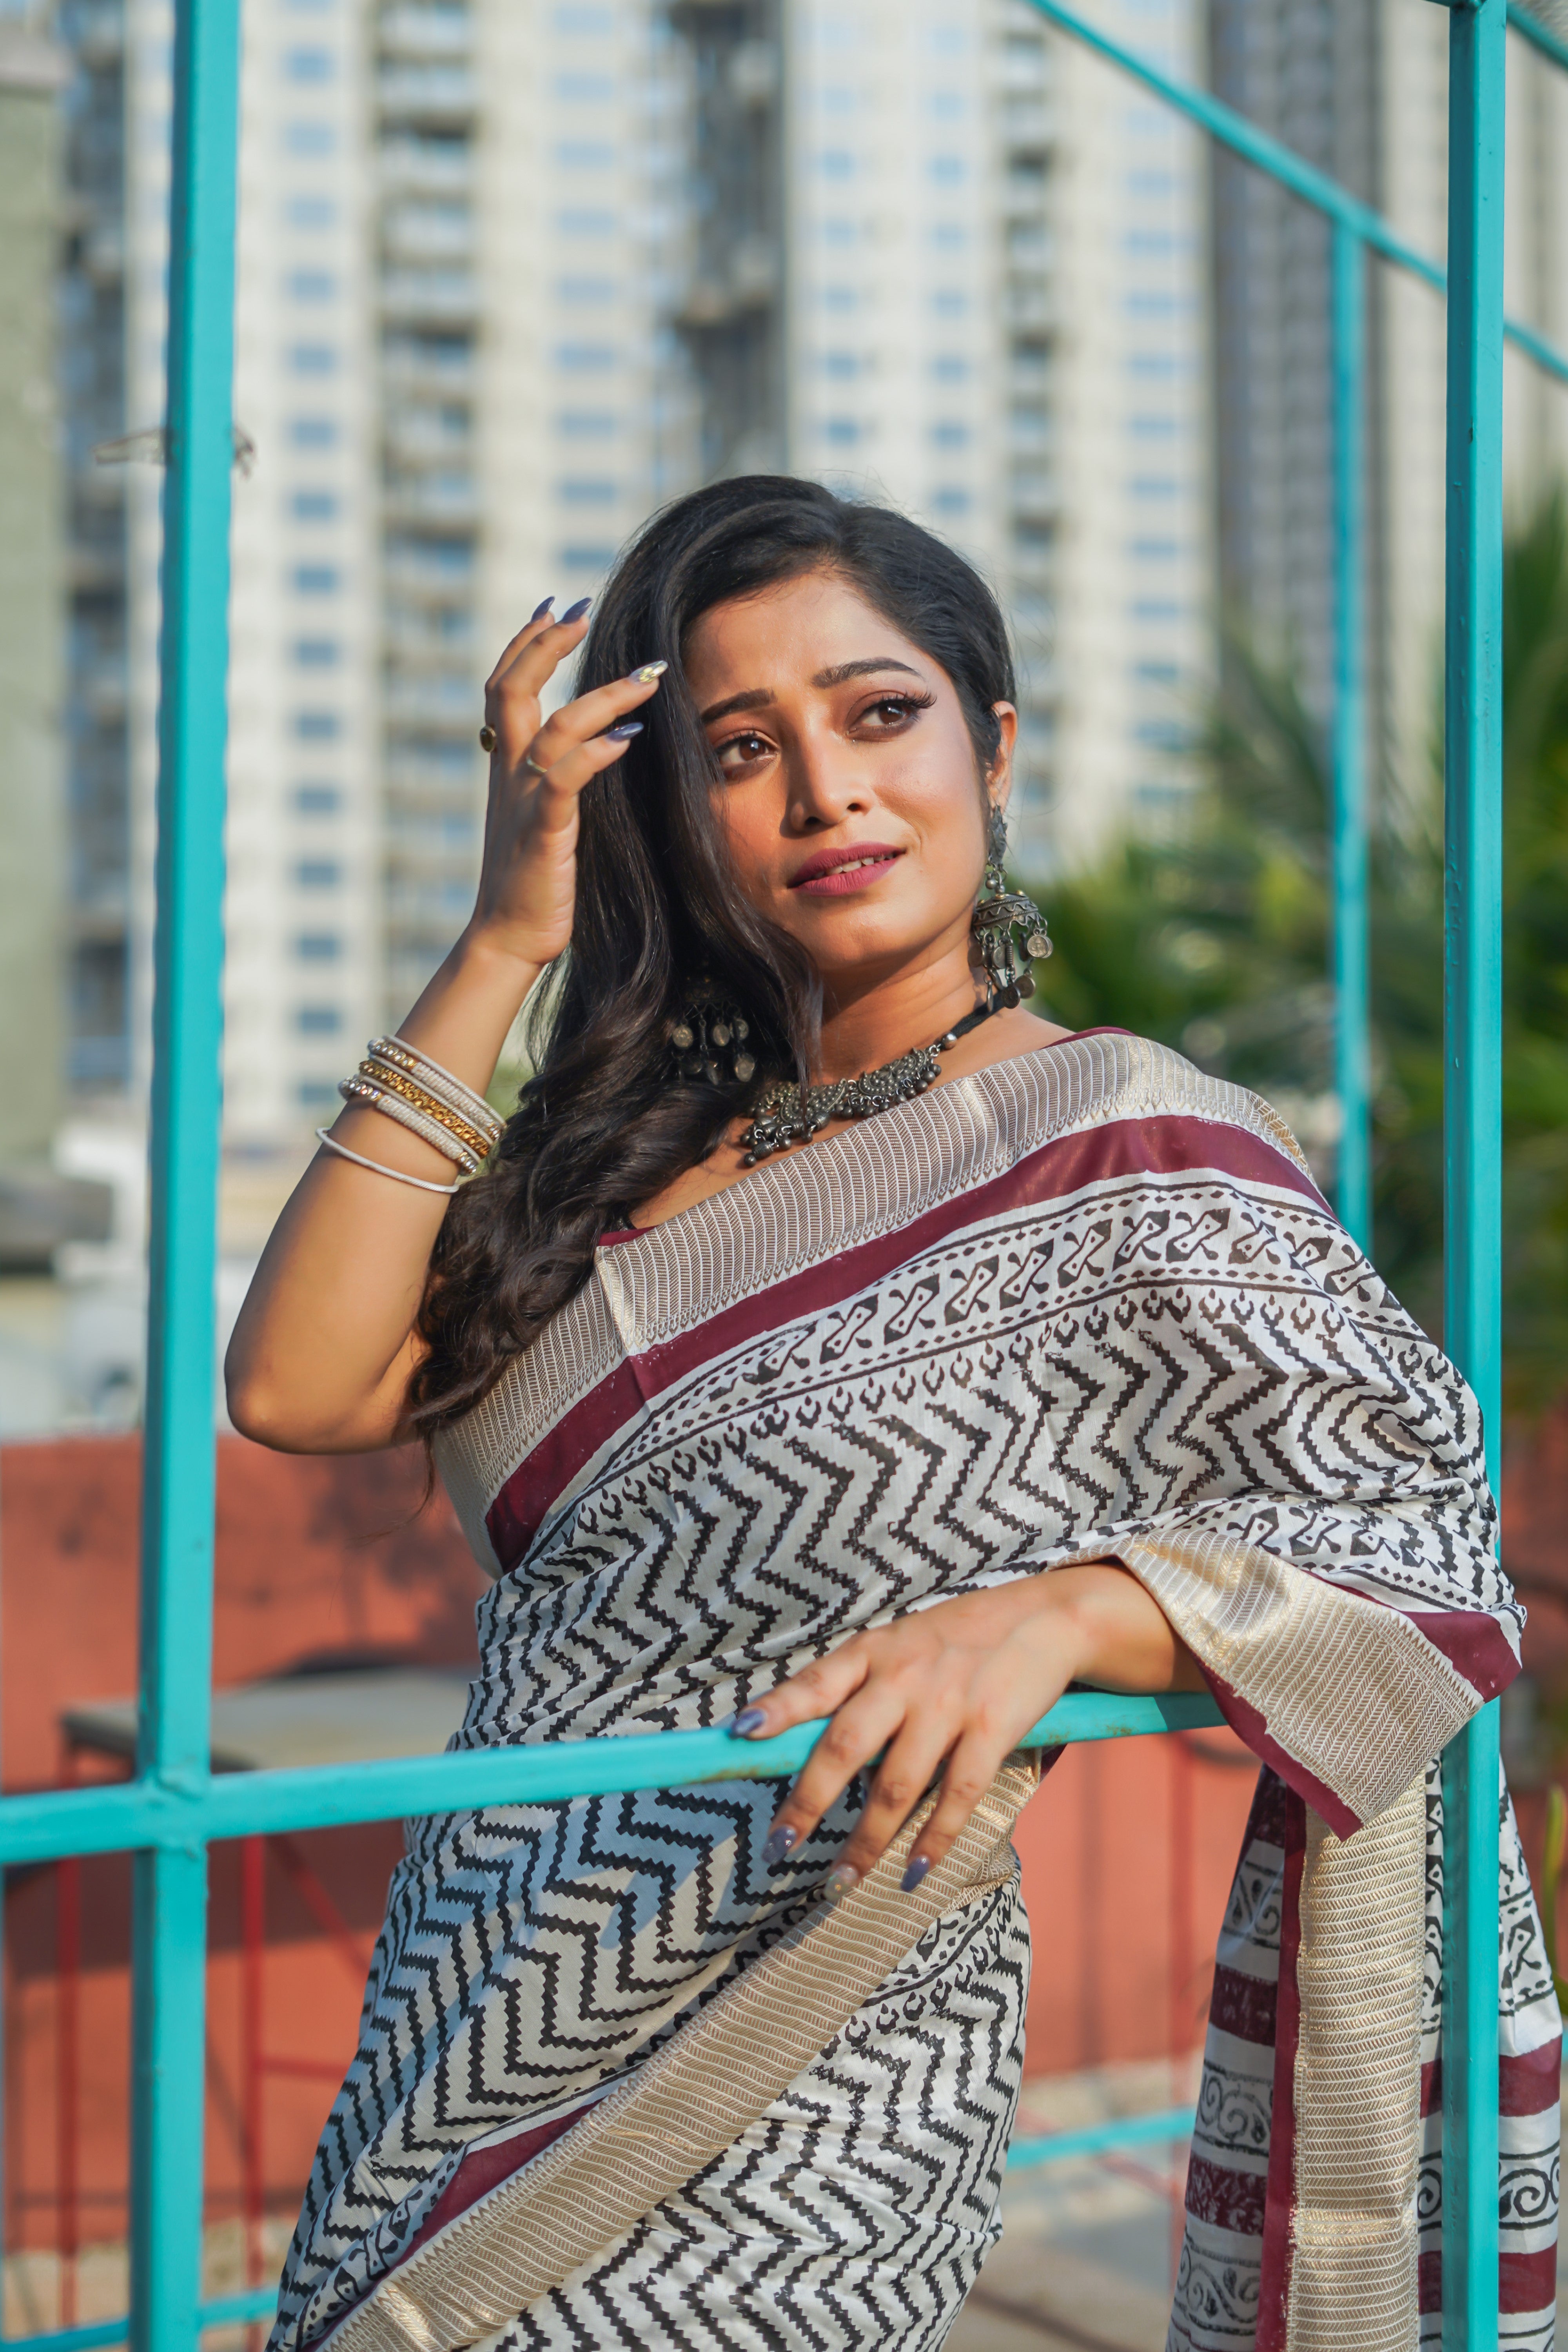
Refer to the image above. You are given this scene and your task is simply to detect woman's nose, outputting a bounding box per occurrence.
[785,739,869,831]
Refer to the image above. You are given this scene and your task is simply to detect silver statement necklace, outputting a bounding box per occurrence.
[739,1000,1002,1164]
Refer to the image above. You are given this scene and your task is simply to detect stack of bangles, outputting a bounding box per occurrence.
[314,1036,505,1196]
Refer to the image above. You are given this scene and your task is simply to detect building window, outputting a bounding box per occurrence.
[289,343,337,376]
[554,71,614,98]
[292,638,340,667]
[288,269,336,302]
[556,209,617,235]
[819,351,861,380]
[294,933,341,959]
[283,45,333,79]
[555,277,616,304]
[284,122,336,155]
[821,419,861,446]
[293,565,340,593]
[293,710,340,739]
[555,410,617,437]
[294,783,341,813]
[930,290,967,318]
[290,490,338,519]
[295,1005,343,1033]
[554,343,616,370]
[930,421,970,449]
[295,859,342,889]
[931,488,971,516]
[288,417,338,447]
[554,142,616,169]
[557,544,616,569]
[928,156,964,186]
[931,356,969,383]
[557,479,617,504]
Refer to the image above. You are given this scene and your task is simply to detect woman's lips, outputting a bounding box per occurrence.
[790,849,904,897]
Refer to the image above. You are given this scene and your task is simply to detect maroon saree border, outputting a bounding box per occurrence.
[486,1111,1325,1575]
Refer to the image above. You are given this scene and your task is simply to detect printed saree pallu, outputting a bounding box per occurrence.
[269,1033,1560,2352]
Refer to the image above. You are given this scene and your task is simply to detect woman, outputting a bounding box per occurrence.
[230,477,1557,2352]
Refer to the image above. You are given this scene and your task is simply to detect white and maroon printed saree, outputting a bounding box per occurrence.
[269,1032,1559,2352]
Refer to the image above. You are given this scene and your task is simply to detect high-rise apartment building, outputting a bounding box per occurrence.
[1209,0,1568,788]
[993,0,1213,872]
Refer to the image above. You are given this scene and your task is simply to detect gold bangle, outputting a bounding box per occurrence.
[365,1034,503,1141]
[354,1063,492,1159]
[338,1080,483,1174]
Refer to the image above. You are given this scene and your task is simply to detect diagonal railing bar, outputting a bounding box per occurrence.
[1507,1,1568,77]
[1023,0,1568,388]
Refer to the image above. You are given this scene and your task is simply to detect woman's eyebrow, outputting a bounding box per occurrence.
[699,658,923,726]
[811,658,924,689]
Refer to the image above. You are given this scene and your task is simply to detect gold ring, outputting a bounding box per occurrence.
[478,723,497,753]
[521,754,550,780]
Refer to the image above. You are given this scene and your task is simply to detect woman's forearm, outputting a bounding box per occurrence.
[223,926,541,1453]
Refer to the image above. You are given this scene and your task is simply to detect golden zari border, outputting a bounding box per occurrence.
[323,1756,1039,2352]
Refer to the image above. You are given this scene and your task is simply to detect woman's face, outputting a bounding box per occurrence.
[681,568,1017,1000]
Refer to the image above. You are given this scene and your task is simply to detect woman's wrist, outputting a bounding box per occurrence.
[1014,1560,1195,1695]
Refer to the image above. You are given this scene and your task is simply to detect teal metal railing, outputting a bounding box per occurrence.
[3,0,1563,2344]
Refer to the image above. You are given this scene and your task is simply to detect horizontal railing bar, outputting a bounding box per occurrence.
[1024,0,1568,388]
[0,2105,1204,2352]
[1008,2104,1197,2167]
[1,2286,280,2352]
[1510,2,1568,76]
[0,1693,1225,1866]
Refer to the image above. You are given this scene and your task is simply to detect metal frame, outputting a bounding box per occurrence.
[0,0,1562,2342]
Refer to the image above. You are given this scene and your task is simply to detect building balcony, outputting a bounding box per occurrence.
[379,267,479,324]
[379,144,473,198]
[376,65,475,125]
[378,8,472,61]
[381,221,473,265]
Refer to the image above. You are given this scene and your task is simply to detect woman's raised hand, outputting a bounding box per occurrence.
[472,599,668,970]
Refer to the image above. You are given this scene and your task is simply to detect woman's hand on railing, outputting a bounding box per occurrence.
[731,1564,1204,1895]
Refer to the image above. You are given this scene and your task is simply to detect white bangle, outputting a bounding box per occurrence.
[314,1128,461,1195]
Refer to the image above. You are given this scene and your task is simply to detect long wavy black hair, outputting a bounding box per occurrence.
[409,475,1018,1432]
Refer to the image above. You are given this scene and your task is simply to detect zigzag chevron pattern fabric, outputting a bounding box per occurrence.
[266,1033,1558,2352]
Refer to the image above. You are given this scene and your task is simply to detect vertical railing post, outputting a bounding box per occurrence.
[1438,2,1507,2345]
[127,0,241,2339]
[1331,220,1371,1253]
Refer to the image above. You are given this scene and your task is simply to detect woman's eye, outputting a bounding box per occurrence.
[859,695,924,730]
[715,730,772,771]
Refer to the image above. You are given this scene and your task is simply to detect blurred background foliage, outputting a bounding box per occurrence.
[1033,485,1568,1419]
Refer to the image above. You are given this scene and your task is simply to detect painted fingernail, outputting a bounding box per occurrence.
[761,1822,797,1865]
[825,1863,860,1900]
[562,596,592,622]
[628,660,668,684]
[530,595,555,621]
[901,1855,931,1894]
[604,721,643,741]
[731,1706,768,1737]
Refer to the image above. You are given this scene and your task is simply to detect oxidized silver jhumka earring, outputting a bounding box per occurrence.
[668,981,758,1088]
[970,811,1051,1006]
